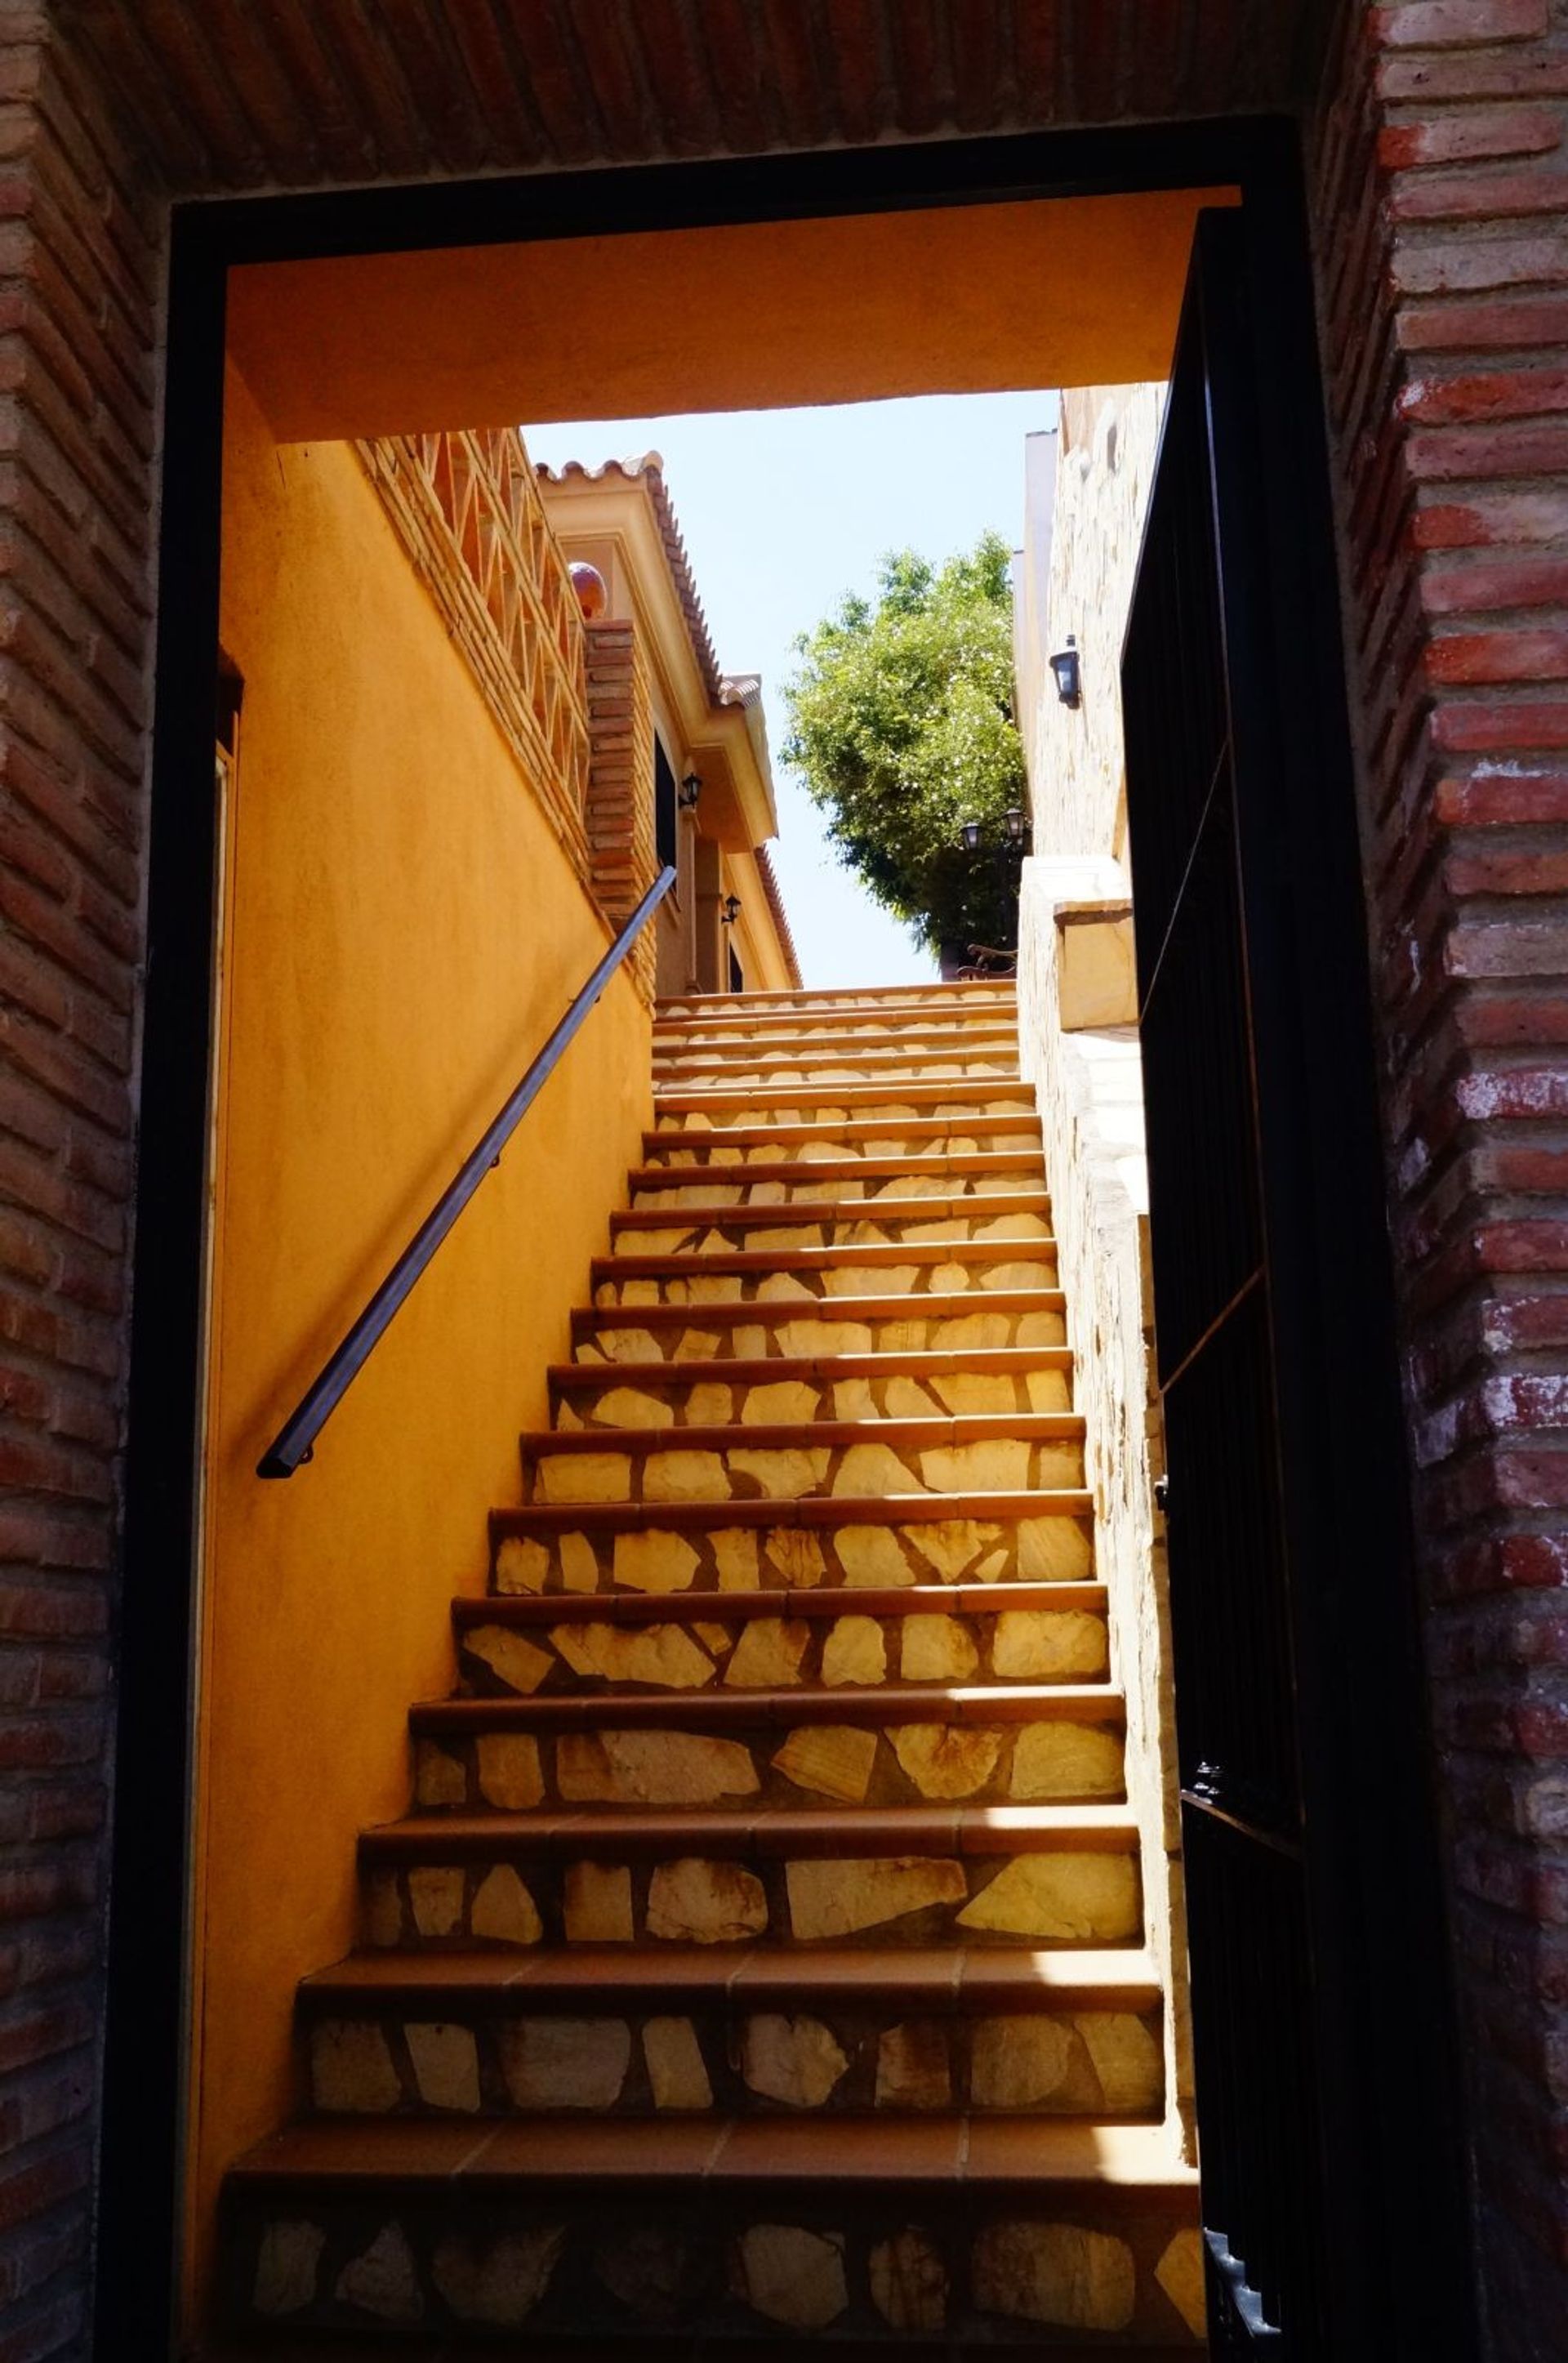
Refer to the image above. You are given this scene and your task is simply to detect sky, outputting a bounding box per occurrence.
[523,393,1058,989]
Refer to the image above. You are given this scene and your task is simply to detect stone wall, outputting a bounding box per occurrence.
[1012,386,1188,2144]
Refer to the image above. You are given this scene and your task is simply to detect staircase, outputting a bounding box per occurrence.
[220,981,1203,2354]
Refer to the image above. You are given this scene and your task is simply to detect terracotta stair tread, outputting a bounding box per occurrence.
[554,1352,1072,1393]
[202,2337,1200,2361]
[656,986,1015,1019]
[573,1289,1066,1335]
[653,1081,1036,1114]
[360,1803,1140,1862]
[457,1581,1106,1627]
[630,1152,1046,1189]
[412,1685,1124,1733]
[592,1242,1056,1282]
[299,1942,1165,2013]
[493,1489,1093,1535]
[227,2111,1193,2198]
[611,1191,1050,1230]
[653,1050,1022,1086]
[525,1412,1084,1453]
[644,1118,1043,1158]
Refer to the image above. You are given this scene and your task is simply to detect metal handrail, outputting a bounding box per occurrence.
[256,864,677,1478]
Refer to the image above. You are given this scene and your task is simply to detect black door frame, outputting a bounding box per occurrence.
[99,117,1467,2357]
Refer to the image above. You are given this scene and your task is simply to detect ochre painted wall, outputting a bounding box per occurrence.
[185,360,653,2317]
[227,189,1236,443]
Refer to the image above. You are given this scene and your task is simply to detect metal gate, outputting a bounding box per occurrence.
[1122,207,1473,2359]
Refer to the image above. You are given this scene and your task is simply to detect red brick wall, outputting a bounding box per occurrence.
[582,618,659,999]
[0,7,156,2354]
[1311,2,1568,2351]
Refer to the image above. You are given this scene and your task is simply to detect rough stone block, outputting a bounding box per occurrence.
[499,2016,631,2109]
[772,1724,879,1802]
[643,2014,714,2109]
[335,2223,423,2324]
[495,1536,550,1594]
[1010,1723,1124,1799]
[405,2020,481,2112]
[822,1615,886,1684]
[993,1608,1106,1679]
[647,1857,768,1942]
[311,2020,402,2114]
[431,2227,565,2326]
[465,1625,554,1695]
[733,2224,848,2330]
[471,1733,541,1809]
[644,1448,728,1501]
[786,1856,966,1939]
[1156,2227,1206,2336]
[537,1451,632,1503]
[875,2020,951,2109]
[973,2219,1135,2332]
[254,2219,325,2317]
[837,1525,915,1586]
[551,1621,714,1689]
[741,2012,849,2107]
[409,1867,466,1939]
[870,2228,948,2331]
[724,1616,810,1687]
[957,1853,1139,1941]
[612,1530,701,1593]
[558,1729,759,1805]
[470,1865,543,1946]
[890,1723,1002,1798]
[901,1614,980,1682]
[564,1860,634,1942]
[763,1528,826,1586]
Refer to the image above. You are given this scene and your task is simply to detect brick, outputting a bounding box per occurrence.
[1374,0,1548,45]
[1394,232,1568,296]
[1428,630,1568,681]
[1399,292,1568,350]
[1406,421,1568,480]
[1423,557,1568,612]
[1392,166,1568,222]
[1401,368,1568,424]
[1379,104,1563,167]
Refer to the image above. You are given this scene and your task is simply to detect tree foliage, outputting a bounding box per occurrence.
[782,532,1027,954]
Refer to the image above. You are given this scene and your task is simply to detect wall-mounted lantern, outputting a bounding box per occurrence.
[1004,807,1027,844]
[679,771,702,810]
[960,819,982,854]
[1049,635,1081,708]
[721,894,742,925]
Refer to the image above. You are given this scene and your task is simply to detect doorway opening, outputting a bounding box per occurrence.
[102,124,1470,2362]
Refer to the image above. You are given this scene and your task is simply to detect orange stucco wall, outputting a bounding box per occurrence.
[227,189,1235,443]
[186,359,652,2316]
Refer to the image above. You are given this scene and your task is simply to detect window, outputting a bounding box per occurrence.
[654,736,677,870]
[728,943,745,993]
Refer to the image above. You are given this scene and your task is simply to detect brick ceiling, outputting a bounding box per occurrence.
[66,0,1333,197]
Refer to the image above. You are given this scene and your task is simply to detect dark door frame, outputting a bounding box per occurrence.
[98,116,1468,2357]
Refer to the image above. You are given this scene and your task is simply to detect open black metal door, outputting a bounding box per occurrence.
[1122,208,1474,2358]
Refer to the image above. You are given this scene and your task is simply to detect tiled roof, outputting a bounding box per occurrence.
[757,844,804,990]
[536,455,724,707]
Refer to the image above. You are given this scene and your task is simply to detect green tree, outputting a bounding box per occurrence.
[782,532,1027,957]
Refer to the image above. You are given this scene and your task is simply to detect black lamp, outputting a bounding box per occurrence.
[960,818,982,854]
[1049,635,1081,708]
[1004,807,1027,844]
[679,771,702,810]
[721,894,742,925]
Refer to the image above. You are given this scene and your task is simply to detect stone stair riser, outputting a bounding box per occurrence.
[305,2000,1164,2120]
[360,1848,1144,1954]
[522,1438,1085,1507]
[412,1712,1126,1817]
[609,1210,1051,1255]
[630,1172,1044,1209]
[652,1095,1035,1127]
[591,1257,1060,1310]
[226,2187,1201,2345]
[644,1126,1042,1169]
[458,1604,1108,1694]
[653,1061,1022,1091]
[555,1367,1072,1429]
[575,1306,1067,1365]
[492,1510,1094,1595]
